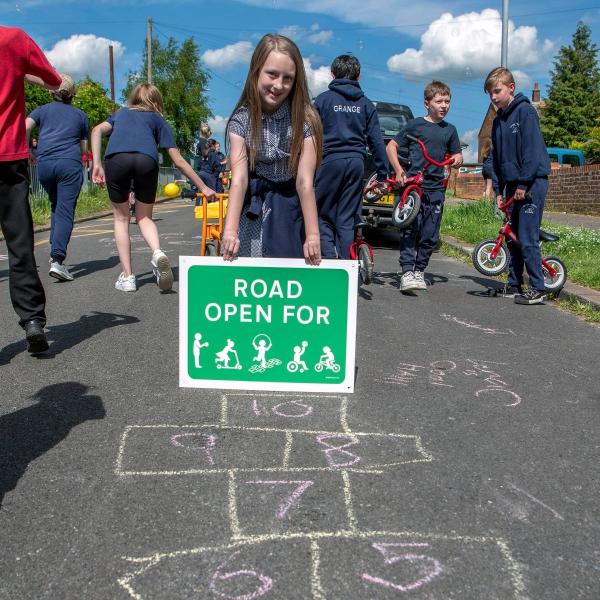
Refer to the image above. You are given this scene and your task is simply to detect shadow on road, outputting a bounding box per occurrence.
[0,311,139,365]
[0,382,105,509]
[68,255,120,279]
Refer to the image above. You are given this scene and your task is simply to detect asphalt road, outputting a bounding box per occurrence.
[1,199,599,600]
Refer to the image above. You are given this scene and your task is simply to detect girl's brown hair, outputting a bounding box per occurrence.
[228,34,323,174]
[128,83,164,114]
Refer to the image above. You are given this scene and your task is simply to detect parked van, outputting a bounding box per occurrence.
[546,147,585,167]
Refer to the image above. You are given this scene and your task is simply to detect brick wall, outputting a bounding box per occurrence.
[451,164,600,215]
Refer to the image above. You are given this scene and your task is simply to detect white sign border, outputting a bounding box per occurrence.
[179,256,358,393]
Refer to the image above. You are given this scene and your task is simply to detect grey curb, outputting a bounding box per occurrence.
[441,234,600,311]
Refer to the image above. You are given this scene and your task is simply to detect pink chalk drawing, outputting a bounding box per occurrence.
[362,543,443,592]
[209,551,273,600]
[429,360,457,388]
[475,387,522,407]
[272,401,313,418]
[252,398,313,418]
[244,480,314,519]
[170,432,218,465]
[252,398,269,416]
[316,434,361,468]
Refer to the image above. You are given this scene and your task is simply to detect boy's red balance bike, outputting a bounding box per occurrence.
[363,133,454,229]
[471,194,567,295]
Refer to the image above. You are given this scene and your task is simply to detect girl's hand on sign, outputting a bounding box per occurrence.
[222,230,240,261]
[304,234,321,266]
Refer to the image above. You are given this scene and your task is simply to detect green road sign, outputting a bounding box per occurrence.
[179,257,357,392]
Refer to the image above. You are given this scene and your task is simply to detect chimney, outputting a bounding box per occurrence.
[532,82,540,104]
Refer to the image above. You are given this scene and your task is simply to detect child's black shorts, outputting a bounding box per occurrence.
[105,152,159,204]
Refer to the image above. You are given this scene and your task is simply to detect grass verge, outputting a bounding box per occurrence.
[30,185,111,227]
[441,199,600,290]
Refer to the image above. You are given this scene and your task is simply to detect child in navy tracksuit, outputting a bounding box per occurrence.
[387,81,463,292]
[26,74,89,282]
[485,67,551,305]
[313,55,388,259]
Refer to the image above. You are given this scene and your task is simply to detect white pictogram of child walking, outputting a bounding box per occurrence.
[287,341,308,373]
[192,332,209,368]
[215,339,241,370]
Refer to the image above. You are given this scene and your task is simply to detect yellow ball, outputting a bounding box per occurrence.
[164,182,180,198]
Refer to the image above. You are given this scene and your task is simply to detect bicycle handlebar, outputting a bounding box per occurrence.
[404,133,454,168]
[498,192,532,213]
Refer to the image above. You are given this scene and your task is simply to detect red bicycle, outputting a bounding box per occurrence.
[363,133,454,229]
[349,219,374,285]
[471,194,567,294]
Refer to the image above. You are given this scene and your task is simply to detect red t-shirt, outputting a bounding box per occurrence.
[0,26,61,162]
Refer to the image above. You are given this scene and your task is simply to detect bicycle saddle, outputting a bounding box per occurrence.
[539,230,559,242]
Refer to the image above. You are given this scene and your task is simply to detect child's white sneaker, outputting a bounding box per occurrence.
[413,270,427,290]
[115,272,137,292]
[400,271,418,291]
[151,249,173,291]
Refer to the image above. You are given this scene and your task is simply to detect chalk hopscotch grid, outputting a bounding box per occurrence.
[114,424,433,477]
[117,529,527,600]
[219,393,351,432]
[114,392,525,599]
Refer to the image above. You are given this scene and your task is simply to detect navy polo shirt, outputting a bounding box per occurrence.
[29,101,89,163]
[105,107,176,164]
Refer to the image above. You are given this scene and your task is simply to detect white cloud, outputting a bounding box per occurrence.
[303,58,332,96]
[44,34,125,81]
[460,129,479,163]
[201,41,254,70]
[278,25,304,41]
[207,115,228,135]
[239,0,446,30]
[278,24,333,45]
[387,9,553,81]
[307,30,333,45]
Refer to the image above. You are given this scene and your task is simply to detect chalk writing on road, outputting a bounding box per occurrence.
[379,358,523,406]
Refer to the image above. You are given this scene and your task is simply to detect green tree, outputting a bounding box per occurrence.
[123,36,212,153]
[541,22,600,151]
[25,82,52,114]
[73,77,115,129]
[572,117,600,163]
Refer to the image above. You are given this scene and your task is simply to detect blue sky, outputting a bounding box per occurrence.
[4,0,600,160]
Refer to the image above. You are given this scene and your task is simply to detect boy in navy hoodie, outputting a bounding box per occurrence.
[485,67,551,305]
[314,55,388,258]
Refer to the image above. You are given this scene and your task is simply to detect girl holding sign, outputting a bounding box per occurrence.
[222,34,323,265]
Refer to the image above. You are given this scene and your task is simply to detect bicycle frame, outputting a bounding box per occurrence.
[492,195,558,278]
[364,134,453,202]
[349,224,373,262]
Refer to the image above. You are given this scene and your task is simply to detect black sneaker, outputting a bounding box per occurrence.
[24,320,49,354]
[503,284,523,298]
[514,289,547,305]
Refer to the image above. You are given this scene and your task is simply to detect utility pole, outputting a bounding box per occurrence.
[147,17,153,84]
[108,45,115,103]
[501,0,509,67]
